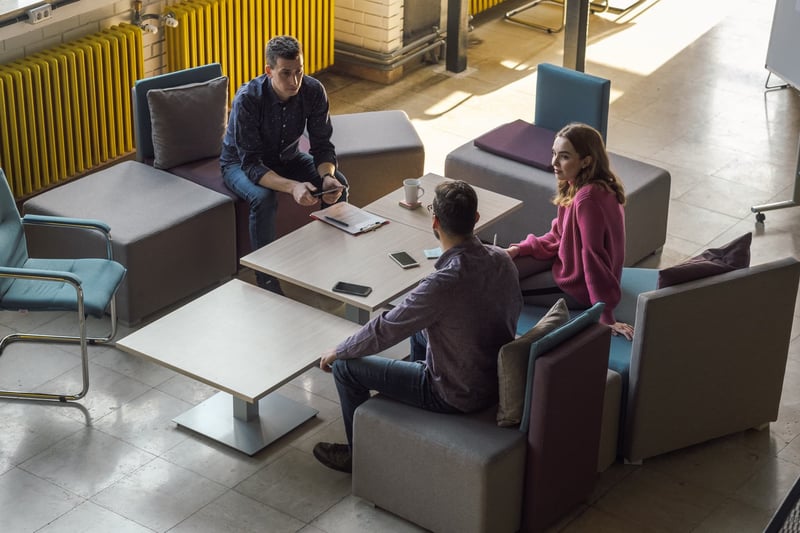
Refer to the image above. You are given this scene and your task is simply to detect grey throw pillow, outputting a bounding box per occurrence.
[496,299,570,427]
[147,76,229,169]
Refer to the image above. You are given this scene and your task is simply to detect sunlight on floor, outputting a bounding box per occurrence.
[590,0,727,76]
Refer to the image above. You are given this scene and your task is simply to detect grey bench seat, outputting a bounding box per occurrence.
[23,161,236,325]
[444,141,671,266]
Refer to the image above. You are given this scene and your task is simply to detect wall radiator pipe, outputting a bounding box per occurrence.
[0,23,143,199]
[334,39,446,71]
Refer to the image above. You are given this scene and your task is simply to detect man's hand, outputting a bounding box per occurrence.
[319,348,337,373]
[292,182,318,206]
[320,174,344,204]
[505,245,520,258]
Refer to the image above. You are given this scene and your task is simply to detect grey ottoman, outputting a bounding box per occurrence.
[444,141,671,266]
[331,110,425,207]
[24,161,236,325]
[353,397,526,533]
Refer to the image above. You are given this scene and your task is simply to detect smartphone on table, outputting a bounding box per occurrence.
[389,251,420,269]
[332,281,372,297]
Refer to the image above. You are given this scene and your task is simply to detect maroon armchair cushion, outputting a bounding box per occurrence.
[522,322,611,532]
[473,119,556,171]
[657,232,752,288]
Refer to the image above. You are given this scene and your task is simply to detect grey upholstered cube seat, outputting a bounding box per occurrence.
[330,110,425,207]
[444,141,671,266]
[23,160,236,325]
[353,398,526,533]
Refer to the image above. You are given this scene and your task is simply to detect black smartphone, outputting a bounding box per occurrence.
[332,281,372,297]
[389,251,420,269]
[311,187,342,198]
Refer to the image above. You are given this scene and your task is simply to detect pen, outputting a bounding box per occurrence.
[325,215,349,227]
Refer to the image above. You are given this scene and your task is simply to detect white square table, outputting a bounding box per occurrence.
[365,173,523,236]
[117,279,360,455]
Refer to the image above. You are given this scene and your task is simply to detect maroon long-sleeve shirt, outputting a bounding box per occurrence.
[514,184,625,325]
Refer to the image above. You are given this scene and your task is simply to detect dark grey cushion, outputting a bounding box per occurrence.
[497,299,569,427]
[147,76,228,169]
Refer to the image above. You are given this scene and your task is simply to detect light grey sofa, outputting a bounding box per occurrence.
[444,141,671,266]
[517,256,800,465]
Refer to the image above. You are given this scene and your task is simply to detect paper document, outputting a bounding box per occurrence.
[311,203,389,235]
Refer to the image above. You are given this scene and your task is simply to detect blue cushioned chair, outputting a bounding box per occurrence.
[534,62,610,142]
[0,169,126,402]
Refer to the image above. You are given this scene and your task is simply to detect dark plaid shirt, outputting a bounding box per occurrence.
[220,73,337,183]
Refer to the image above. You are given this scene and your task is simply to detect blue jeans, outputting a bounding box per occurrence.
[221,153,348,251]
[332,333,459,449]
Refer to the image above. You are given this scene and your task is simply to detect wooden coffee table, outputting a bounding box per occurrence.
[117,279,360,455]
[241,174,522,324]
[365,173,523,235]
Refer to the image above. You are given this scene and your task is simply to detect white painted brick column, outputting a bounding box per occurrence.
[335,0,404,54]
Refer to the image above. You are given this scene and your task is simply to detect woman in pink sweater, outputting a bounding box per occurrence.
[506,123,634,340]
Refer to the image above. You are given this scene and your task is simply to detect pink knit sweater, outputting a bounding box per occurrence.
[513,184,625,325]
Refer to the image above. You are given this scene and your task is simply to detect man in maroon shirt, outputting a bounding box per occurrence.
[313,181,523,473]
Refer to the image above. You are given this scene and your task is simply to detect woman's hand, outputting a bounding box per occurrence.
[505,245,520,258]
[610,322,634,340]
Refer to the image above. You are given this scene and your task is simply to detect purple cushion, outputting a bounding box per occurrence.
[473,120,556,171]
[657,232,752,288]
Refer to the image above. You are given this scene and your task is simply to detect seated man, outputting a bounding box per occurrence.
[313,180,523,473]
[220,35,347,293]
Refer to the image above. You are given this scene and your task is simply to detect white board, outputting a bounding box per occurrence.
[765,0,800,89]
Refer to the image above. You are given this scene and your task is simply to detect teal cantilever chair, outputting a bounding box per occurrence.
[0,169,126,402]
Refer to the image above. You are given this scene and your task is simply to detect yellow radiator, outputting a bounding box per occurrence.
[0,24,143,199]
[471,0,506,14]
[164,0,334,105]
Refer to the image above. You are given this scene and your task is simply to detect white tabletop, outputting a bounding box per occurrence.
[117,280,360,403]
[241,217,441,314]
[241,174,523,314]
[364,173,524,235]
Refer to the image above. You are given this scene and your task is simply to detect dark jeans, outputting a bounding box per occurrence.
[332,332,459,449]
[222,153,347,286]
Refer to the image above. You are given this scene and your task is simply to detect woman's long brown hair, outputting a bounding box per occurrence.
[552,123,626,207]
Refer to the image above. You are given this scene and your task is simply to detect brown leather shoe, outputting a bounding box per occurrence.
[313,442,352,473]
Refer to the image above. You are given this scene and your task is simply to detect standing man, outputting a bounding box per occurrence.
[220,35,347,293]
[313,181,523,473]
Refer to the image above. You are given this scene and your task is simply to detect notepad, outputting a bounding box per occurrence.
[311,203,389,235]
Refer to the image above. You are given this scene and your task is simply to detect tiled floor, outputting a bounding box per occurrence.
[3,0,800,531]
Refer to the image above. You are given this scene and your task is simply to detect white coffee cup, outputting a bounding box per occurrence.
[403,178,425,205]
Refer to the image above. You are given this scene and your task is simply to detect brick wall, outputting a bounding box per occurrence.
[334,0,403,54]
[0,0,167,78]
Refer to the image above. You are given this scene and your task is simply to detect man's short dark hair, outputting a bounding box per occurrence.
[266,35,302,68]
[431,180,478,237]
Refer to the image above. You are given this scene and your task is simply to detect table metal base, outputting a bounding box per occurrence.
[174,391,318,456]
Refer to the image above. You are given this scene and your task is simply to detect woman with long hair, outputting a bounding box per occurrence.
[506,122,634,339]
